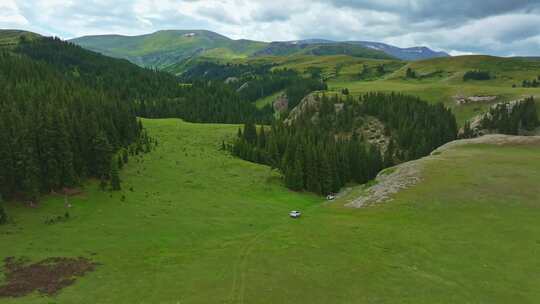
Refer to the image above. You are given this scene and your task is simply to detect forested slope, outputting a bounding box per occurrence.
[0,51,147,201]
[232,93,458,195]
[0,35,328,200]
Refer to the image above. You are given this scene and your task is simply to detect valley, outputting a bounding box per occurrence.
[2,119,539,303]
[1,21,540,304]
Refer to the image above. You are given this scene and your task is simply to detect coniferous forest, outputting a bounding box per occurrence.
[0,50,151,201]
[232,93,458,195]
[0,36,325,200]
[480,97,539,134]
[1,35,536,200]
[14,37,275,124]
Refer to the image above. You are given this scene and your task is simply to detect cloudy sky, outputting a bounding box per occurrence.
[2,0,540,56]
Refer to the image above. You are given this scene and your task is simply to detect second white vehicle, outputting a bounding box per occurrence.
[289,210,301,218]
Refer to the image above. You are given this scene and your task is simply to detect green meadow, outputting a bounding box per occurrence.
[327,79,540,126]
[2,118,539,303]
[230,54,540,126]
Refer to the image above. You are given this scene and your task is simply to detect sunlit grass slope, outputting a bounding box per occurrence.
[1,119,539,303]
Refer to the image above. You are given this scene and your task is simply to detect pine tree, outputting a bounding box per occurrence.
[110,158,121,191]
[0,194,7,225]
[99,175,107,191]
[289,145,305,191]
[122,149,129,164]
[320,152,333,195]
[92,131,113,178]
[118,155,124,169]
[258,126,267,148]
[461,121,474,139]
[383,140,395,168]
[243,121,258,145]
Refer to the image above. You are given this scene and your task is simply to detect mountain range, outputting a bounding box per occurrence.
[70,30,449,71]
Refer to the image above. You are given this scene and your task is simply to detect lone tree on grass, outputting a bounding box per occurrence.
[406,68,416,79]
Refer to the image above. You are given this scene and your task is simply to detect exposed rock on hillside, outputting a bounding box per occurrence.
[224,77,239,84]
[358,117,391,153]
[459,98,529,136]
[346,157,424,208]
[345,134,540,208]
[273,94,289,112]
[454,95,497,105]
[236,82,249,92]
[284,94,320,125]
[285,94,393,152]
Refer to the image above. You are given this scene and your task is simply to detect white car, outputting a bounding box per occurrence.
[289,210,301,218]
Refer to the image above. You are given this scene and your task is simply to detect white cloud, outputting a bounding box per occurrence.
[0,0,29,27]
[2,0,540,56]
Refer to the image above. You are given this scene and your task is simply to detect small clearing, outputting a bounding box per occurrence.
[345,134,540,208]
[0,257,97,298]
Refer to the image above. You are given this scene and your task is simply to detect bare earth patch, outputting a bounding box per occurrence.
[345,134,540,208]
[0,257,97,298]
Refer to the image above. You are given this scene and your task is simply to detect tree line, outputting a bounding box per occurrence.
[14,37,276,124]
[0,36,328,202]
[480,97,539,134]
[134,81,274,124]
[230,93,457,195]
[182,61,327,112]
[463,70,491,81]
[521,76,540,88]
[0,51,153,202]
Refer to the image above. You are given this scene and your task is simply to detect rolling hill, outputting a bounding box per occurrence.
[2,27,540,304]
[289,39,450,61]
[0,29,41,47]
[2,118,539,303]
[352,41,450,61]
[70,30,450,71]
[70,30,267,69]
[252,41,393,59]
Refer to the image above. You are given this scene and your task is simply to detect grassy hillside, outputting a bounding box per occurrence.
[164,50,401,76]
[71,31,398,73]
[389,55,540,86]
[0,30,40,48]
[325,55,540,125]
[229,54,405,81]
[1,118,539,303]
[71,30,267,69]
[167,53,539,126]
[253,42,394,59]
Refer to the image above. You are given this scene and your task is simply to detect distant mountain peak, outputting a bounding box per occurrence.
[69,30,450,70]
[280,38,449,60]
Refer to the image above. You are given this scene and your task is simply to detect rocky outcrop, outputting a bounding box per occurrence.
[224,77,239,84]
[358,117,391,153]
[273,94,289,112]
[236,82,249,92]
[459,98,528,137]
[346,158,424,208]
[284,94,320,125]
[345,134,540,208]
[454,95,497,105]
